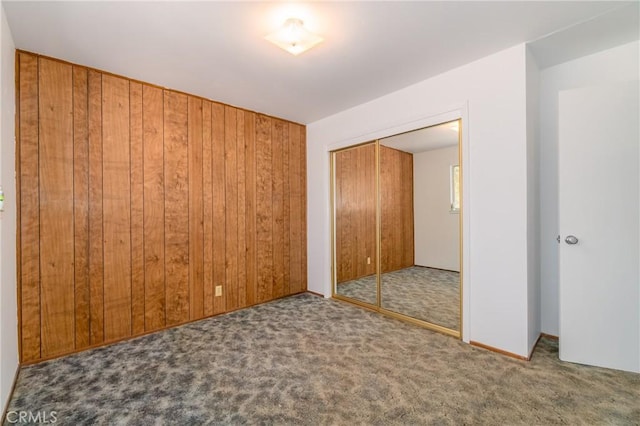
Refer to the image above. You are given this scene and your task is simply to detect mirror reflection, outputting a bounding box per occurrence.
[380,121,461,330]
[331,120,461,334]
[333,142,378,305]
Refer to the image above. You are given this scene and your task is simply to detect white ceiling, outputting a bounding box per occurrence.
[3,1,638,124]
[382,121,458,154]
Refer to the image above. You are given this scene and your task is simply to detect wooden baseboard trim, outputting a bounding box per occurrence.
[1,363,20,425]
[470,341,530,361]
[413,264,460,274]
[305,290,324,298]
[540,333,559,341]
[528,334,543,360]
[527,333,559,360]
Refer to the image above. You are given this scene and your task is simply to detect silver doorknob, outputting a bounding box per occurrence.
[565,235,579,245]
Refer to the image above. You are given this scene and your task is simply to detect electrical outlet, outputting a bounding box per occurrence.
[367,257,371,265]
[215,285,223,297]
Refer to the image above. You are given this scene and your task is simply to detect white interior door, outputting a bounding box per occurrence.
[559,80,639,373]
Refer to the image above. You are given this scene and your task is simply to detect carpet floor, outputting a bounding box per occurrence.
[5,294,639,425]
[336,266,460,330]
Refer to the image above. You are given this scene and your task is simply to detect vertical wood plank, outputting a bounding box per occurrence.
[211,103,226,314]
[342,144,376,280]
[356,147,367,278]
[271,119,285,298]
[401,152,414,266]
[39,57,75,357]
[334,149,343,282]
[188,97,204,320]
[102,74,132,341]
[202,101,214,316]
[256,115,273,302]
[334,150,343,281]
[365,144,376,277]
[88,70,104,345]
[349,149,358,279]
[300,126,307,291]
[73,66,90,349]
[225,106,239,311]
[164,91,190,325]
[130,82,145,335]
[336,144,377,282]
[245,112,257,306]
[380,146,389,271]
[380,146,394,272]
[19,53,41,362]
[283,124,291,295]
[393,150,402,270]
[236,110,247,308]
[391,149,401,270]
[143,85,166,331]
[288,124,303,292]
[380,146,414,273]
[394,149,404,270]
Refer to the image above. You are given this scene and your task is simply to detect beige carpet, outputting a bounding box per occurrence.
[5,294,639,425]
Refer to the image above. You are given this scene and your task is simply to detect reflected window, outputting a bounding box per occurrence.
[450,165,460,213]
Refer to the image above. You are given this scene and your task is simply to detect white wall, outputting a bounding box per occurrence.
[526,47,541,353]
[413,146,460,272]
[0,1,18,415]
[539,40,640,336]
[308,44,536,356]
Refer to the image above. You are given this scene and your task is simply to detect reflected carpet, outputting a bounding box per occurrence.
[336,266,460,329]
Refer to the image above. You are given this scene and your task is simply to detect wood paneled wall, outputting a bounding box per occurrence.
[334,144,414,283]
[335,144,377,283]
[380,145,414,273]
[16,52,307,363]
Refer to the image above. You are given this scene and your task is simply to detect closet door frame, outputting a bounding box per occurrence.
[329,116,465,339]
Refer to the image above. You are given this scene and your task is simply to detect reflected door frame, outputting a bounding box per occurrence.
[329,106,469,341]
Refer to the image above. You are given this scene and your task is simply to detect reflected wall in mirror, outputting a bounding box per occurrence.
[333,143,377,305]
[380,120,461,332]
[380,146,415,274]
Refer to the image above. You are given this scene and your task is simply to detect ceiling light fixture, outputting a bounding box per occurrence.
[265,18,323,56]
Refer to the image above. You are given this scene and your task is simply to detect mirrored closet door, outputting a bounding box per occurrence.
[332,142,378,307]
[331,120,462,337]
